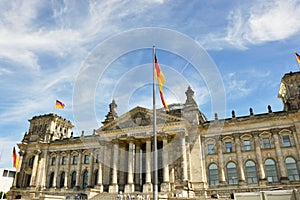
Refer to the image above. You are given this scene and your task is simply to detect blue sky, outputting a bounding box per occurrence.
[1,0,300,168]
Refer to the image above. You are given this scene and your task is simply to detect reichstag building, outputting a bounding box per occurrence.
[8,71,300,199]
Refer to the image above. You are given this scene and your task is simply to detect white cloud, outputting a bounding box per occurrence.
[202,0,300,50]
[248,0,300,43]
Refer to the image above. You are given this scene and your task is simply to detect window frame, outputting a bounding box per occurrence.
[225,142,233,153]
[208,144,215,154]
[208,163,219,186]
[245,160,258,183]
[262,138,271,149]
[226,162,238,184]
[244,140,251,151]
[72,155,78,165]
[282,135,291,147]
[265,159,279,183]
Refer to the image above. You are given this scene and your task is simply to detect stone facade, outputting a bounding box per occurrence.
[8,71,300,199]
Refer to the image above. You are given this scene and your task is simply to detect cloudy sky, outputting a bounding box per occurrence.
[1,0,300,168]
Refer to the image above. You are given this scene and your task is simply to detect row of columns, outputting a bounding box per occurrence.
[216,129,300,184]
[14,132,189,194]
[108,132,188,193]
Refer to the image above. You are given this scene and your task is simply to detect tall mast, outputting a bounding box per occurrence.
[152,46,158,200]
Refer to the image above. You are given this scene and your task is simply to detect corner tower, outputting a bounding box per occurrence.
[22,113,73,143]
[278,71,300,111]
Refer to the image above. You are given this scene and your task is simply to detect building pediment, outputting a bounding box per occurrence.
[99,106,183,131]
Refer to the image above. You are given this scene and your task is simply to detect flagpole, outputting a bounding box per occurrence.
[152,46,158,200]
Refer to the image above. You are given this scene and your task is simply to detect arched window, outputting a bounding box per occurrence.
[49,172,54,188]
[286,157,300,181]
[208,164,219,186]
[71,171,76,188]
[94,169,98,186]
[245,160,258,183]
[227,162,238,184]
[83,171,88,188]
[60,172,65,188]
[265,159,278,183]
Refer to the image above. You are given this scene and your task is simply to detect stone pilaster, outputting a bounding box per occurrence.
[30,150,41,187]
[217,140,226,184]
[272,129,288,183]
[38,150,48,190]
[52,151,61,188]
[254,134,266,185]
[234,134,246,184]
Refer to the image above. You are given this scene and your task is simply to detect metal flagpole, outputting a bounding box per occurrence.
[152,46,158,200]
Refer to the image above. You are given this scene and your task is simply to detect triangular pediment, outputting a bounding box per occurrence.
[99,106,183,131]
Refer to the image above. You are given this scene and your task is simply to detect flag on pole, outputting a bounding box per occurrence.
[295,52,300,64]
[154,54,169,111]
[12,147,19,168]
[55,100,65,109]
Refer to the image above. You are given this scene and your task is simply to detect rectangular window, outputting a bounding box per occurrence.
[72,155,78,164]
[225,142,232,153]
[263,138,271,149]
[51,157,56,166]
[61,156,67,165]
[208,144,215,154]
[8,171,15,177]
[84,155,89,164]
[283,135,291,147]
[244,140,251,151]
[3,170,8,177]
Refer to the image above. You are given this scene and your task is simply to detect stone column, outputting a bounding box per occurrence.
[134,141,141,191]
[234,135,246,184]
[109,139,119,193]
[180,132,188,182]
[97,140,105,192]
[254,134,266,184]
[30,150,41,187]
[169,143,175,190]
[217,140,226,184]
[13,150,24,188]
[64,151,71,188]
[272,130,288,182]
[75,150,82,188]
[125,137,135,193]
[88,150,94,187]
[143,138,153,193]
[52,152,61,188]
[161,134,170,192]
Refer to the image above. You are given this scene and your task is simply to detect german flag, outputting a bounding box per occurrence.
[295,52,300,64]
[12,147,19,168]
[154,54,169,111]
[55,100,65,109]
